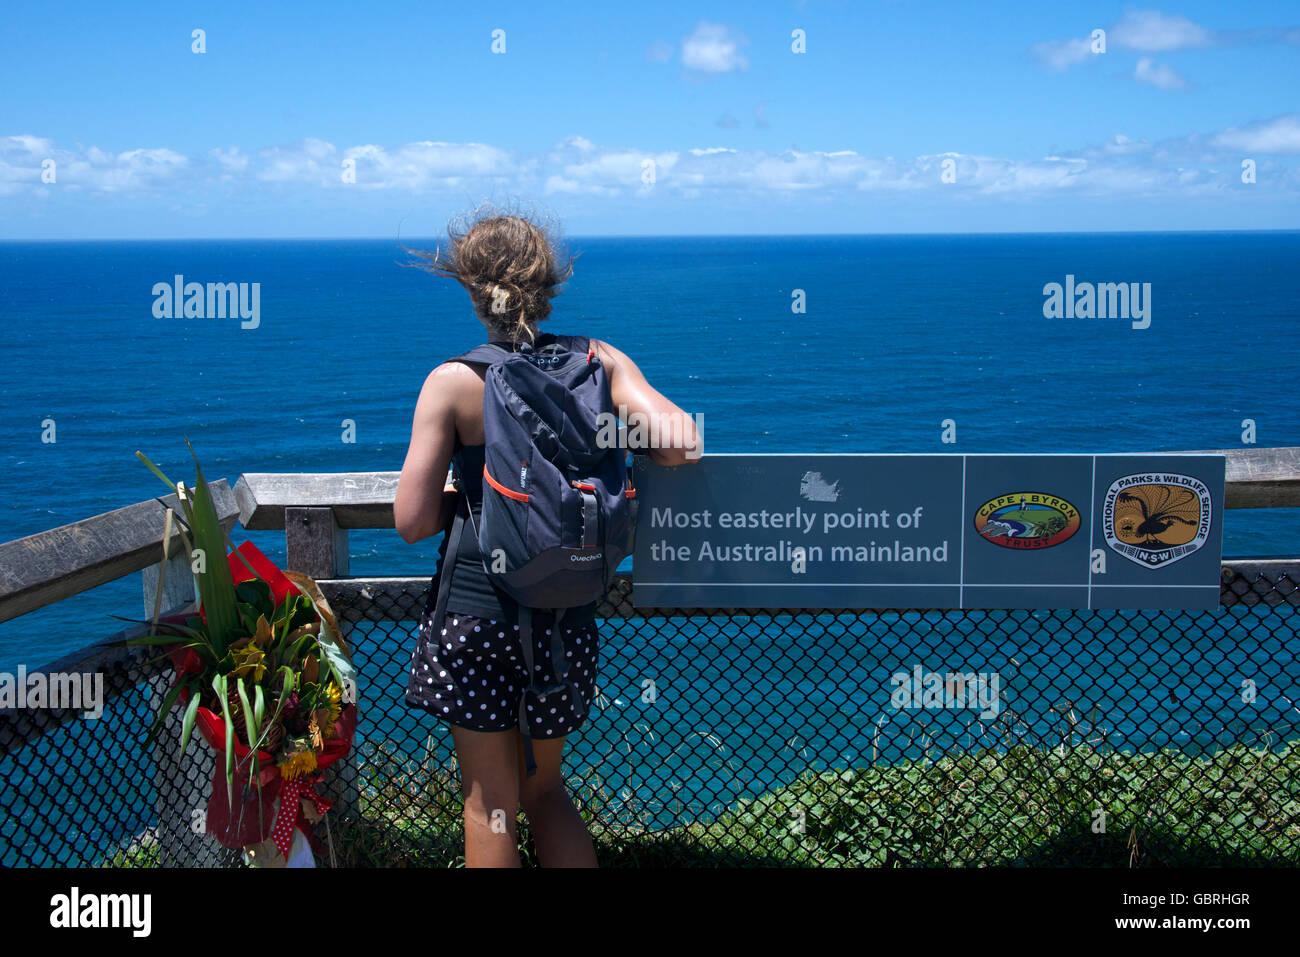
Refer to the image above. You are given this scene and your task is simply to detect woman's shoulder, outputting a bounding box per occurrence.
[429,356,487,383]
[584,336,630,372]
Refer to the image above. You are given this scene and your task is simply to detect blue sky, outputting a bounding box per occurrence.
[2,0,1299,237]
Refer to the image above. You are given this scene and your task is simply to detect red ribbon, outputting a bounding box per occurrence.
[272,773,334,860]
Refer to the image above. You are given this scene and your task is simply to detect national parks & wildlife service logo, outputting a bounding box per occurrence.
[973,491,1081,549]
[1103,473,1212,569]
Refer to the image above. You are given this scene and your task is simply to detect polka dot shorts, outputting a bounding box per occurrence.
[405,608,599,737]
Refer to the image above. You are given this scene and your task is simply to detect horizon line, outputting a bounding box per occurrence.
[4,227,1300,243]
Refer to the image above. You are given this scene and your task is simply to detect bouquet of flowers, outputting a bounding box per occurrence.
[129,443,358,866]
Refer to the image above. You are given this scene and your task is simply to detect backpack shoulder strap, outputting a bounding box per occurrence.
[448,342,510,368]
[572,335,595,364]
[550,333,591,355]
[430,492,470,636]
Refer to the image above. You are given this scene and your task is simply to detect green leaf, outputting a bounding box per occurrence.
[125,631,202,647]
[135,450,179,496]
[142,678,186,749]
[235,578,273,614]
[236,601,270,638]
[213,673,236,810]
[185,439,240,654]
[271,666,295,715]
[282,631,321,669]
[288,601,316,631]
[314,612,356,699]
[179,691,201,759]
[236,677,259,755]
[248,666,295,754]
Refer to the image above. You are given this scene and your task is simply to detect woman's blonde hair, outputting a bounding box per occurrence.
[405,203,575,344]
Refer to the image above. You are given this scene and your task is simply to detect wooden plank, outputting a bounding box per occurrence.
[235,472,397,530]
[1177,447,1300,509]
[0,480,237,625]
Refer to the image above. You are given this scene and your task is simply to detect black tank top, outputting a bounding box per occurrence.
[432,337,599,628]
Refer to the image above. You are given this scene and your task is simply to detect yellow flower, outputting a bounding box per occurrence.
[229,642,267,683]
[320,681,343,739]
[279,746,317,780]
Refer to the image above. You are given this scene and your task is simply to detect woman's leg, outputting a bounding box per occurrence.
[517,733,597,868]
[451,725,522,868]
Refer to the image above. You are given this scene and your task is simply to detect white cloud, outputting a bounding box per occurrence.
[0,135,187,194]
[1034,10,1300,82]
[255,138,514,188]
[257,137,336,183]
[562,135,597,153]
[1031,36,1095,72]
[209,146,249,173]
[1212,114,1300,154]
[1112,10,1215,51]
[548,148,678,195]
[2,134,55,156]
[681,22,749,73]
[1094,133,1153,155]
[1134,57,1188,90]
[4,122,1299,206]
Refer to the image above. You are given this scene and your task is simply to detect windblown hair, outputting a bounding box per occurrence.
[405,204,575,344]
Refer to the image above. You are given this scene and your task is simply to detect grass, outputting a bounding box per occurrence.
[329,731,1300,868]
[706,742,1300,867]
[106,834,161,868]
[99,711,1300,868]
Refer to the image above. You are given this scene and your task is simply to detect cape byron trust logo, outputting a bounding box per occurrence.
[1103,473,1212,568]
[973,491,1080,549]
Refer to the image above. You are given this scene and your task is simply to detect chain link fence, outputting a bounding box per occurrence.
[1,567,1297,867]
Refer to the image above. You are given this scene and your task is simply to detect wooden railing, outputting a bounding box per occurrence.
[1,447,1297,627]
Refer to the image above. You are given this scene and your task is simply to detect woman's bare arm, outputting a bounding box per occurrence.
[397,341,697,544]
[394,363,468,543]
[592,339,701,466]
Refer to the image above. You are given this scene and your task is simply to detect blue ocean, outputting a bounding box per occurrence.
[2,235,1298,854]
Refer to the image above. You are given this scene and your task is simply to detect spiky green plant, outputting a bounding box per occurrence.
[125,439,356,828]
